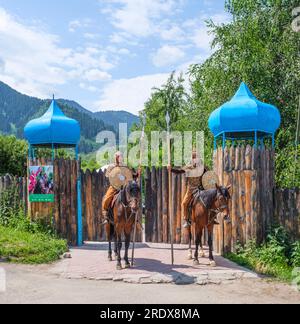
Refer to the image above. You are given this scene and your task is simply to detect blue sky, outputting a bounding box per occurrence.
[0,0,229,114]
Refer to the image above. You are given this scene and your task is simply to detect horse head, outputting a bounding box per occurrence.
[124,181,141,214]
[214,184,231,221]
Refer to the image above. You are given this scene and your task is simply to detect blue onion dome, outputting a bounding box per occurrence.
[208,82,281,139]
[24,99,80,146]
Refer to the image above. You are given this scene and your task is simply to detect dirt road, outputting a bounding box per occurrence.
[0,263,299,304]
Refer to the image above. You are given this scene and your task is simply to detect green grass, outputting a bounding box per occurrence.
[0,225,68,264]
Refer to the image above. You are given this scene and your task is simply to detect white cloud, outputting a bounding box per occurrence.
[83,69,112,81]
[152,45,185,67]
[94,73,171,114]
[79,83,98,92]
[160,25,184,41]
[68,18,93,32]
[0,8,116,98]
[105,0,178,38]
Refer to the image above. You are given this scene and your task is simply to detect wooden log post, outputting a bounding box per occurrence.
[162,167,169,243]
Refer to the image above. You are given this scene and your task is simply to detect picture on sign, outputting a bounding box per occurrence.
[29,166,54,202]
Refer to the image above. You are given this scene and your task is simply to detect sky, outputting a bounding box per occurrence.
[0,0,230,115]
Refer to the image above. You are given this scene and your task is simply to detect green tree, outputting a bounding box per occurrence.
[188,0,300,186]
[0,135,28,176]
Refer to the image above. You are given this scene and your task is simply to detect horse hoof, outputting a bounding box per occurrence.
[116,264,122,271]
[124,263,131,269]
[193,260,200,266]
[210,260,216,267]
[108,256,113,262]
[187,254,193,260]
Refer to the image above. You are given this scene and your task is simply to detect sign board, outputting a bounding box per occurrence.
[28,165,54,202]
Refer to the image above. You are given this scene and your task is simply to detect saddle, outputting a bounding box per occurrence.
[188,188,219,225]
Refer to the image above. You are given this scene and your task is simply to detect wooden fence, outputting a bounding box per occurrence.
[213,145,299,254]
[144,167,197,245]
[0,159,142,245]
[81,169,143,242]
[1,151,299,250]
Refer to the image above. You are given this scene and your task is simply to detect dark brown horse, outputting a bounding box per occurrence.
[187,184,231,267]
[105,181,141,270]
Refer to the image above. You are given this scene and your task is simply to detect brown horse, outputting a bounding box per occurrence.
[105,181,141,270]
[187,184,231,267]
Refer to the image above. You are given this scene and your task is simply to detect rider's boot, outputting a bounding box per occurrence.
[183,218,192,229]
[102,210,109,225]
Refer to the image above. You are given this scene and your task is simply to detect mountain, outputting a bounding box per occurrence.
[0,81,140,153]
[94,110,140,132]
[0,81,113,153]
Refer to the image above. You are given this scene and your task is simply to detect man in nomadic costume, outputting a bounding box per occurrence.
[173,149,219,228]
[101,151,141,225]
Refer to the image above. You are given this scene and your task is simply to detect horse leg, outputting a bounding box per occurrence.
[193,229,200,266]
[124,232,131,268]
[116,234,123,270]
[208,225,216,267]
[199,228,205,258]
[187,227,193,260]
[106,224,113,261]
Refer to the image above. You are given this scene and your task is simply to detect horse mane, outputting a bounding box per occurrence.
[117,181,140,207]
[192,186,230,209]
[193,189,217,209]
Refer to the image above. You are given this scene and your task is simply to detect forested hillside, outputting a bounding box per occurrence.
[0,81,140,153]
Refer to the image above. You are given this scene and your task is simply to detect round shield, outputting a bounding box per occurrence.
[185,165,205,178]
[202,171,219,190]
[109,166,133,190]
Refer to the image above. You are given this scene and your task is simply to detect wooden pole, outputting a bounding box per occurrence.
[166,111,174,265]
[131,115,146,266]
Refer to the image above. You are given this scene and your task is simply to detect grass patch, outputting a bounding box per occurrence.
[226,227,300,282]
[0,185,68,264]
[0,225,68,264]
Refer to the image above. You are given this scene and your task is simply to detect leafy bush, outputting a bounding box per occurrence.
[0,183,23,226]
[0,183,67,263]
[291,241,300,267]
[227,226,300,281]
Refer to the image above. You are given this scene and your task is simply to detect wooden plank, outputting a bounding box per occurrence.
[151,167,157,242]
[70,160,78,245]
[181,174,188,244]
[251,171,259,243]
[223,171,232,254]
[175,174,182,244]
[59,159,67,238]
[144,167,152,242]
[53,159,60,234]
[85,169,93,241]
[162,167,169,243]
[238,170,246,246]
[231,170,239,251]
[157,168,162,243]
[244,170,252,242]
[65,159,72,244]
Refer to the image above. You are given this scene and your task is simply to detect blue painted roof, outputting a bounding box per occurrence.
[24,99,80,146]
[208,82,281,138]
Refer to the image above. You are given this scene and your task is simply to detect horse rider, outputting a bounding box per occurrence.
[172,149,219,228]
[101,151,141,226]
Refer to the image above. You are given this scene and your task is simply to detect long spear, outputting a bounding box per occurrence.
[131,113,146,266]
[166,111,174,265]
